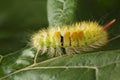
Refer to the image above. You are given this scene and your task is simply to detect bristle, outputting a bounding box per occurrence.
[71,31,78,47]
[77,30,83,40]
[64,31,70,47]
[103,19,116,30]
[54,31,61,46]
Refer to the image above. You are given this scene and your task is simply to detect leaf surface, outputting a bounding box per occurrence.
[0,49,120,80]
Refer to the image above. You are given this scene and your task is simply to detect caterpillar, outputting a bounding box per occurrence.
[31,19,116,57]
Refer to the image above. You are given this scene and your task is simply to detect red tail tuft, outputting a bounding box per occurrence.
[103,19,116,30]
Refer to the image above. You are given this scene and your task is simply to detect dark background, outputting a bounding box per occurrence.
[0,0,120,55]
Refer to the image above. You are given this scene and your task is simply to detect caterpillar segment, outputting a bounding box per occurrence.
[31,19,115,57]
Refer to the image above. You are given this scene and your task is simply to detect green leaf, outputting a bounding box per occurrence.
[47,0,77,26]
[0,49,120,80]
[0,47,35,76]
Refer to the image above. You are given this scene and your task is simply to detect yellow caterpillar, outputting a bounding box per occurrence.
[31,19,116,57]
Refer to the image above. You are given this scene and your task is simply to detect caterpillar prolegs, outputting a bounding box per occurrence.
[31,19,116,57]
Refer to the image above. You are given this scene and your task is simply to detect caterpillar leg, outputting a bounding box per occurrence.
[47,47,55,57]
[55,47,64,56]
[65,47,76,55]
[41,46,48,55]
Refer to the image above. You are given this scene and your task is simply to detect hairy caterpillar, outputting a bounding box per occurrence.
[31,19,116,57]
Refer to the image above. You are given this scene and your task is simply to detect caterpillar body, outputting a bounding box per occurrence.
[31,19,116,57]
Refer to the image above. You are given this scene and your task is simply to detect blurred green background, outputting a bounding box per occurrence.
[0,0,48,55]
[0,0,120,55]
